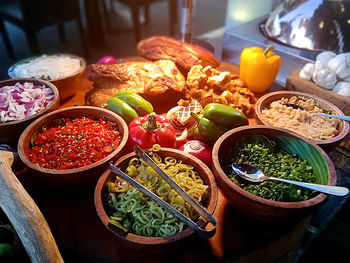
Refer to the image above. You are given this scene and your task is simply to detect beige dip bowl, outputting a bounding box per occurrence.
[255,91,349,151]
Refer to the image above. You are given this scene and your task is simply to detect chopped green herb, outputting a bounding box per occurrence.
[228,140,317,202]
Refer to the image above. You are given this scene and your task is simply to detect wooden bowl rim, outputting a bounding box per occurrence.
[94,147,218,245]
[0,78,59,127]
[8,53,86,82]
[255,90,349,145]
[212,125,336,209]
[17,106,129,175]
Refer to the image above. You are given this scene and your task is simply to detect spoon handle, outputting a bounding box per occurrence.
[269,177,349,196]
[312,113,350,122]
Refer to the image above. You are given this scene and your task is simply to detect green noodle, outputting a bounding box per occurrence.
[107,149,209,237]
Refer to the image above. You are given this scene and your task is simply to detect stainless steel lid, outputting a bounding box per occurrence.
[262,0,350,52]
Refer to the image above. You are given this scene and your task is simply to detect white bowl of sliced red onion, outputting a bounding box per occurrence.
[0,78,59,144]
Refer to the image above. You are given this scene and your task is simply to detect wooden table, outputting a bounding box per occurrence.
[14,62,322,263]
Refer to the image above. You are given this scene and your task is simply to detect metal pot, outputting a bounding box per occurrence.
[263,0,350,52]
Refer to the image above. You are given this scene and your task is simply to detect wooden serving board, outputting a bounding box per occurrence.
[14,58,310,263]
[286,70,350,116]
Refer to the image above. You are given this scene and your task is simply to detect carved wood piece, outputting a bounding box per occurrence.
[0,150,63,262]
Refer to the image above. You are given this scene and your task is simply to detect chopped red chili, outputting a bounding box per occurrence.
[28,117,122,170]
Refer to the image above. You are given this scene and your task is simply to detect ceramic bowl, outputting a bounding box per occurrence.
[17,106,128,189]
[212,125,337,222]
[0,78,59,145]
[255,90,349,151]
[8,54,86,101]
[94,148,218,251]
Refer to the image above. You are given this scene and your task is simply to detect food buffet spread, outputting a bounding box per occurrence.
[0,36,350,263]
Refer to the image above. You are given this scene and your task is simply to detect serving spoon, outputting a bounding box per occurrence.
[231,163,349,196]
[283,103,350,122]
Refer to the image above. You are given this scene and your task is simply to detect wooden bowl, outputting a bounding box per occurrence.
[94,148,218,251]
[8,54,86,101]
[0,78,59,145]
[212,125,336,222]
[17,106,128,189]
[255,91,349,151]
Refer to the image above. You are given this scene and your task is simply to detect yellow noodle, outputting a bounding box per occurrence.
[126,165,137,176]
[112,179,130,192]
[152,144,161,152]
[128,157,140,166]
[107,146,209,237]
[168,189,176,205]
[178,163,193,171]
[152,153,162,164]
[157,185,170,197]
[146,166,158,177]
[165,165,179,177]
[149,176,159,189]
[164,156,177,166]
[157,163,167,170]
[135,173,149,185]
[187,189,202,203]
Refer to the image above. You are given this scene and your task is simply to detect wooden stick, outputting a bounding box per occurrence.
[0,150,63,263]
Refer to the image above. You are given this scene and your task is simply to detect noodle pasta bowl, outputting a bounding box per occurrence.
[94,148,218,250]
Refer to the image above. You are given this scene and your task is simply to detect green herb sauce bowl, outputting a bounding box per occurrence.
[212,125,337,222]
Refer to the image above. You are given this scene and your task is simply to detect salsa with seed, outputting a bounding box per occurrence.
[29,117,122,170]
[228,140,316,202]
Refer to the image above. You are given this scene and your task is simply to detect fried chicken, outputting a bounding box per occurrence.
[182,65,255,115]
[86,60,186,107]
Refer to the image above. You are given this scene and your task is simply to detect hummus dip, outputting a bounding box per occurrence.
[11,55,81,80]
[261,96,340,140]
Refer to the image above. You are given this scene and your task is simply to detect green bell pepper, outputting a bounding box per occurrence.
[202,103,248,128]
[192,103,248,144]
[192,113,230,144]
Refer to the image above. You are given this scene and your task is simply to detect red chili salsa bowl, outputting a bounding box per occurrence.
[18,106,129,190]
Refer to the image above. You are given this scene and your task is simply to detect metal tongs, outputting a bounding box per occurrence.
[109,145,217,238]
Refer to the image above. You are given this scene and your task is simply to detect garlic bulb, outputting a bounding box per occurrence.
[299,63,316,80]
[315,51,336,69]
[341,75,350,83]
[327,53,350,79]
[315,60,325,70]
[332,81,350,97]
[299,51,350,92]
[312,69,337,89]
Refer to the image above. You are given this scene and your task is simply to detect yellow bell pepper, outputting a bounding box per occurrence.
[240,45,282,93]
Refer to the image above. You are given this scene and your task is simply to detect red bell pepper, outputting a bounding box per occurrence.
[128,113,176,149]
